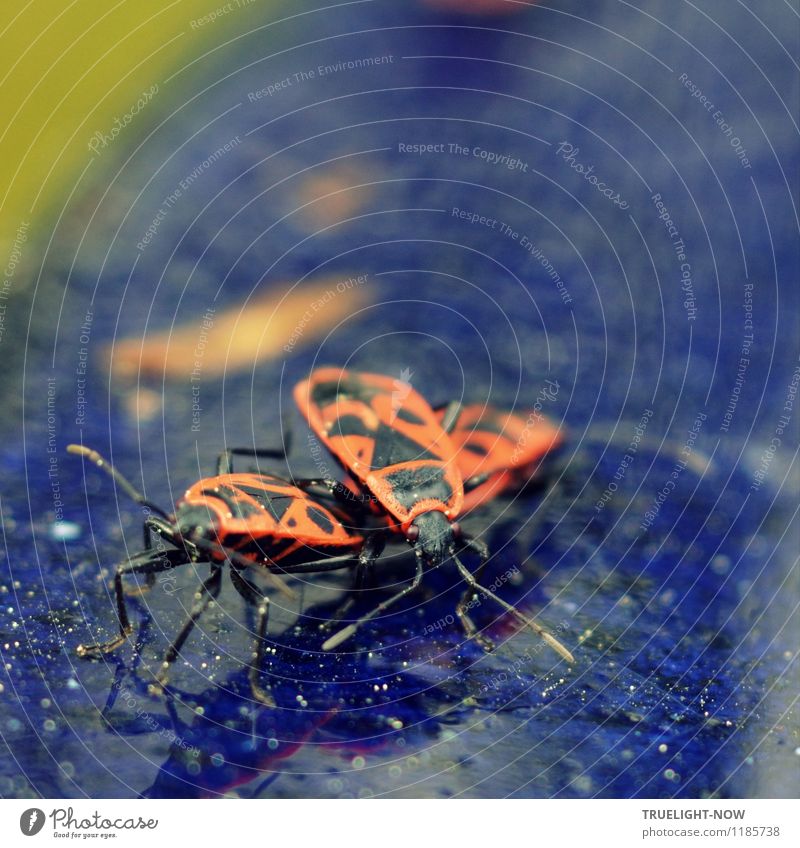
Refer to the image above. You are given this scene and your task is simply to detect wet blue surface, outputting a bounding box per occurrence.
[1,0,798,798]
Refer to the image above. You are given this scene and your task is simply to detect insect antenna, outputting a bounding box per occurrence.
[452,551,574,664]
[68,444,171,519]
[321,554,425,651]
[69,444,297,600]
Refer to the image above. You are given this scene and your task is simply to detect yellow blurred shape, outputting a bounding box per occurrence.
[0,1,274,257]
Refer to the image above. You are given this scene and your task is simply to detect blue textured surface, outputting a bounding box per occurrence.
[1,0,798,798]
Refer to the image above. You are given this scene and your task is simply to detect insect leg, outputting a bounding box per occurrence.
[156,564,223,687]
[452,552,574,663]
[77,548,189,657]
[145,515,181,547]
[464,536,490,560]
[434,400,462,434]
[189,538,295,599]
[130,516,182,597]
[291,477,373,512]
[321,532,386,628]
[356,532,385,589]
[269,553,358,575]
[454,538,494,652]
[288,476,340,494]
[229,568,275,707]
[217,445,288,475]
[462,472,491,493]
[321,554,424,651]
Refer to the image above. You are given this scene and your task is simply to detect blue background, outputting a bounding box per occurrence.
[1,0,797,798]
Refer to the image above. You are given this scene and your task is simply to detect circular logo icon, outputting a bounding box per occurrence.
[20,809,46,836]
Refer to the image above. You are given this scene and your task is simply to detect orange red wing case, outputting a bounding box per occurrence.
[438,404,564,512]
[180,472,363,557]
[294,368,464,526]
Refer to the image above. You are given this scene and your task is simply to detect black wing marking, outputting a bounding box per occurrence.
[383,465,453,509]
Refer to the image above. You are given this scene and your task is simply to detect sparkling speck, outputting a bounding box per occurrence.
[51,521,81,542]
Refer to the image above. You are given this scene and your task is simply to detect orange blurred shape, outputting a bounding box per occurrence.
[295,164,373,230]
[122,387,163,422]
[110,277,371,380]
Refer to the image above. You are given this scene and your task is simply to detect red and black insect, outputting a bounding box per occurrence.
[293,368,573,661]
[439,403,564,513]
[69,443,365,704]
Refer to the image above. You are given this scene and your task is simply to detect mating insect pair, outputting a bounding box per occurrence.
[72,367,572,705]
